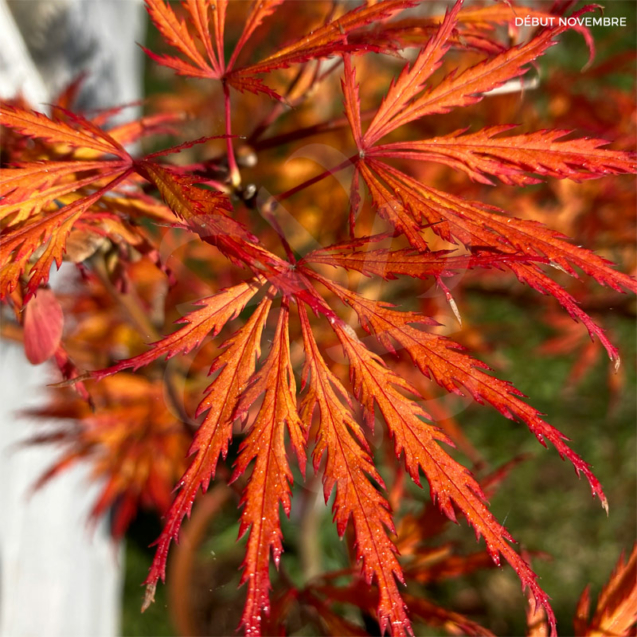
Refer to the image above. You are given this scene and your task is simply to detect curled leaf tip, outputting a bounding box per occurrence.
[48,372,92,388]
[141,583,156,613]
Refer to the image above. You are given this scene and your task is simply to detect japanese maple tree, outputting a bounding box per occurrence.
[1,1,635,636]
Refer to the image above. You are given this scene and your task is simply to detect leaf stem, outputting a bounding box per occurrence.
[260,202,297,264]
[248,63,310,145]
[254,109,375,152]
[224,84,240,188]
[249,59,344,146]
[276,155,357,203]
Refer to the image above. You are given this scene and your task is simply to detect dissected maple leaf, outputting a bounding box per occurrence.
[3,2,635,636]
[331,3,636,366]
[231,301,307,635]
[299,303,409,635]
[92,278,264,378]
[0,105,136,298]
[304,272,606,505]
[226,0,419,98]
[373,126,637,186]
[143,0,418,99]
[360,162,634,359]
[323,309,556,632]
[142,0,225,80]
[141,294,272,603]
[0,105,188,302]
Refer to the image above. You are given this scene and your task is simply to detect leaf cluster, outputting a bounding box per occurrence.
[1,1,636,636]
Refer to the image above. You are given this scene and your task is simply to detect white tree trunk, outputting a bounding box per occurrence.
[0,342,123,637]
[0,2,145,635]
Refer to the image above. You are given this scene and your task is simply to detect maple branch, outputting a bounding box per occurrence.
[248,102,288,148]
